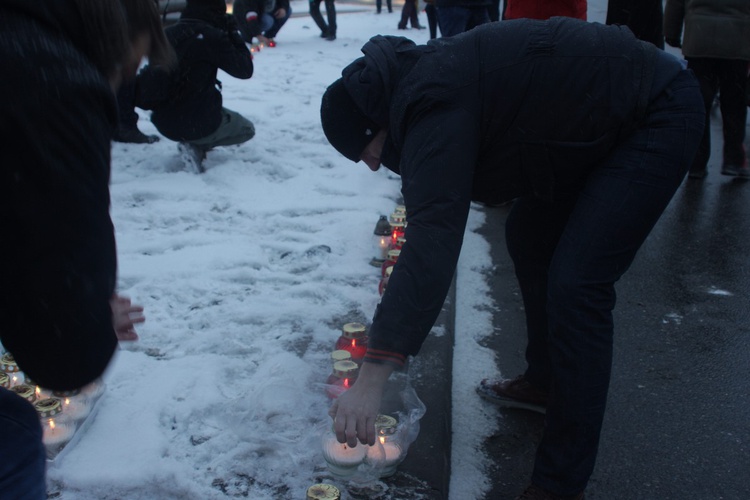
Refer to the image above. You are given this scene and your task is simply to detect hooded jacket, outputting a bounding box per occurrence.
[664,0,750,60]
[137,0,254,141]
[338,18,682,367]
[0,0,119,390]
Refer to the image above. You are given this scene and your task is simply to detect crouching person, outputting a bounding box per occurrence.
[137,0,255,172]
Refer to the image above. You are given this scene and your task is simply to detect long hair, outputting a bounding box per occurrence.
[71,0,131,79]
[121,0,175,68]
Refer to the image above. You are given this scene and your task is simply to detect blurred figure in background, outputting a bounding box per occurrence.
[137,0,255,173]
[664,0,750,179]
[435,0,491,37]
[606,0,664,48]
[0,0,169,496]
[309,0,337,41]
[233,0,292,46]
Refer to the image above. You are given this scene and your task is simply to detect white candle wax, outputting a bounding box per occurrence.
[322,434,367,477]
[381,441,402,466]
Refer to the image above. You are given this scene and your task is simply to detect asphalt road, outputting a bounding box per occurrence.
[479,113,750,499]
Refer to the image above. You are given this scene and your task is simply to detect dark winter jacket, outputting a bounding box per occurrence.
[340,18,682,367]
[0,0,119,390]
[233,0,291,42]
[607,0,664,48]
[136,3,253,141]
[664,0,750,60]
[435,0,491,9]
[505,0,586,20]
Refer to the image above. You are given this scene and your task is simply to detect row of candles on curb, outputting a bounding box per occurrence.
[1,352,104,460]
[309,205,410,497]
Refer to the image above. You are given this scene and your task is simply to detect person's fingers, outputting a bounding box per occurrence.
[344,414,359,448]
[116,329,139,341]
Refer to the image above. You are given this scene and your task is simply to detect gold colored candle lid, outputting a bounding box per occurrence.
[332,360,359,378]
[34,397,63,418]
[394,205,406,215]
[330,350,352,362]
[0,352,20,373]
[389,213,406,224]
[0,371,10,388]
[306,483,340,500]
[10,384,36,402]
[375,414,398,435]
[389,220,406,229]
[342,322,366,339]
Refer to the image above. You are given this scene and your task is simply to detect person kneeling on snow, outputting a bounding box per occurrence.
[136,0,255,172]
[233,0,292,47]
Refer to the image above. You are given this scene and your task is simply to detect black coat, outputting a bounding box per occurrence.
[137,10,253,141]
[0,0,119,390]
[342,18,682,366]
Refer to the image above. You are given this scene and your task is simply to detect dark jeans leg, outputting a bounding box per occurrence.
[718,59,749,166]
[309,0,328,34]
[264,7,291,38]
[687,58,720,173]
[436,6,470,37]
[518,71,704,495]
[116,80,139,130]
[426,4,438,39]
[325,0,337,34]
[0,387,47,499]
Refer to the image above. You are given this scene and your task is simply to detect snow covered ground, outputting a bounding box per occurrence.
[35,1,622,498]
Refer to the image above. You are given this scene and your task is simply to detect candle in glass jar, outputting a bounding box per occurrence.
[0,352,21,387]
[381,250,400,278]
[321,432,367,477]
[41,418,75,455]
[61,396,92,424]
[335,323,368,363]
[379,266,393,296]
[10,384,37,403]
[390,220,406,242]
[325,360,359,399]
[306,484,341,500]
[377,436,403,475]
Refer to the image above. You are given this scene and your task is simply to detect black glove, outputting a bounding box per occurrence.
[665,38,682,49]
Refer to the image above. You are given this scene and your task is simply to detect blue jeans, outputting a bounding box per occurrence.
[436,6,489,37]
[260,7,292,39]
[0,387,47,499]
[505,70,704,495]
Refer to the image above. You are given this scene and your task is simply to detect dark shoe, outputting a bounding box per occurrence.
[413,24,425,29]
[113,127,159,144]
[687,167,707,179]
[319,31,328,38]
[178,142,207,173]
[721,164,750,179]
[477,375,548,414]
[516,484,584,500]
[325,32,336,41]
[397,24,407,30]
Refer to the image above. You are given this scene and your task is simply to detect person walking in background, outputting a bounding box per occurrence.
[309,0,337,40]
[320,18,704,500]
[233,0,292,47]
[376,0,393,14]
[606,0,664,48]
[664,0,750,179]
[504,0,585,20]
[398,0,424,30]
[435,0,491,37]
[0,0,169,496]
[136,0,255,173]
[424,0,440,39]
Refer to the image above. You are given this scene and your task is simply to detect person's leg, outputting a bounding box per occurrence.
[425,4,438,39]
[0,387,47,499]
[387,0,392,13]
[530,70,704,496]
[436,6,470,37]
[309,0,329,37]
[398,0,410,29]
[376,0,382,13]
[409,0,422,28]
[505,196,578,391]
[466,6,490,31]
[717,59,748,172]
[264,7,292,39]
[189,108,255,151]
[686,58,720,178]
[324,0,337,39]
[259,13,275,36]
[114,80,159,144]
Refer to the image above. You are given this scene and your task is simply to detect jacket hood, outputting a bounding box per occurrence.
[340,35,420,130]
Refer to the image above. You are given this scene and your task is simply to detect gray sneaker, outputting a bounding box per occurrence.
[477,375,548,414]
[178,142,207,173]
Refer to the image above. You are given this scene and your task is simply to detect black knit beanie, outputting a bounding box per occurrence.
[320,79,381,163]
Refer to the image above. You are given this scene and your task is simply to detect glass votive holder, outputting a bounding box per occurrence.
[335,323,368,364]
[321,429,368,478]
[325,360,359,399]
[378,266,393,296]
